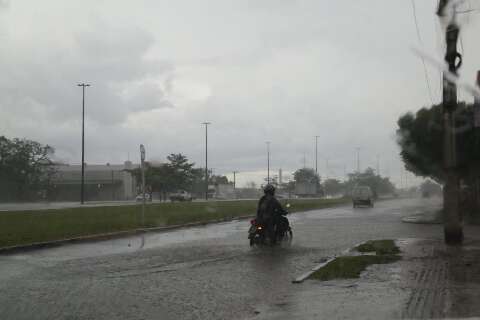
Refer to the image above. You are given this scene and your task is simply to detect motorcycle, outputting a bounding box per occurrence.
[248,212,293,246]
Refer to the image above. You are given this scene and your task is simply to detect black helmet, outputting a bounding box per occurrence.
[264,184,275,195]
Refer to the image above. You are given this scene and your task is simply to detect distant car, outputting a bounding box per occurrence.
[135,193,152,202]
[352,186,373,208]
[170,190,193,202]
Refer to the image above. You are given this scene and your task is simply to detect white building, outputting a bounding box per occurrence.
[50,161,139,201]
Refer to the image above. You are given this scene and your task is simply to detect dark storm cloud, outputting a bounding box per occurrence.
[0,0,478,187]
[0,20,174,127]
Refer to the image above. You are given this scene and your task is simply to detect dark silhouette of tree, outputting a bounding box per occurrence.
[396,102,480,183]
[344,168,395,197]
[396,102,480,215]
[0,136,56,201]
[129,153,197,200]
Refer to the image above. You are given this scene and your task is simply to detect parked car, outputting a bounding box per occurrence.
[352,186,373,208]
[135,193,152,202]
[170,190,193,202]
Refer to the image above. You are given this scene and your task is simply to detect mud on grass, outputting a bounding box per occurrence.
[309,255,401,281]
[355,239,400,255]
[309,240,401,281]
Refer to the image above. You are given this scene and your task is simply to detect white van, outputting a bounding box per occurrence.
[352,186,373,208]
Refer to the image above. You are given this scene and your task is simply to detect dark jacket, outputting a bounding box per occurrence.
[256,194,287,222]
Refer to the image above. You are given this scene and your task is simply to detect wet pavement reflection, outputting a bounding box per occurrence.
[1,198,466,320]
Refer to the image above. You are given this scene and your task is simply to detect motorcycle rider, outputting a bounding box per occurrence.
[256,184,288,244]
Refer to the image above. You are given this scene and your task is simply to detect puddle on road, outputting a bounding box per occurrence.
[2,219,252,262]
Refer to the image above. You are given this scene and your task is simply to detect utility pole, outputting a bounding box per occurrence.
[266,141,271,184]
[233,171,237,189]
[356,147,361,173]
[438,0,463,244]
[202,122,211,201]
[376,154,380,176]
[315,136,319,174]
[474,71,480,128]
[140,144,146,227]
[324,158,329,197]
[78,83,90,204]
[474,72,480,213]
[303,152,306,169]
[325,158,329,180]
[233,170,238,199]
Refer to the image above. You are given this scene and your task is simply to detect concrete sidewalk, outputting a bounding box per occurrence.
[395,238,480,319]
[257,237,480,319]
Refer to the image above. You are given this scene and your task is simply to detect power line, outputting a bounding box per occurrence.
[410,0,435,105]
[411,0,423,43]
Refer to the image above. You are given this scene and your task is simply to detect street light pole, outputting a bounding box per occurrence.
[140,144,146,227]
[78,83,90,205]
[325,158,329,180]
[315,136,319,174]
[266,141,271,184]
[202,122,211,200]
[356,147,361,173]
[376,154,380,176]
[233,171,237,189]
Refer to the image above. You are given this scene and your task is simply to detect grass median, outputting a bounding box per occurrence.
[309,239,401,281]
[0,197,349,249]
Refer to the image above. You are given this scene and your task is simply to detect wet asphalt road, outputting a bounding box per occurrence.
[0,198,460,319]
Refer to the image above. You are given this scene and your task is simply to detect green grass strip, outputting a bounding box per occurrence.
[0,198,349,249]
[310,239,401,281]
[309,254,401,281]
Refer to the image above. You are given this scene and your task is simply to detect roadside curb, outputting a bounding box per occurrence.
[292,257,337,283]
[401,214,443,224]
[0,214,255,255]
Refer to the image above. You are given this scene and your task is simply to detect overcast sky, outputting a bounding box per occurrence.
[0,0,479,187]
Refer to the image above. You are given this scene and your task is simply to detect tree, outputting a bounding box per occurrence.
[420,179,442,197]
[323,179,344,196]
[166,153,196,191]
[293,168,321,196]
[129,153,197,200]
[344,168,395,197]
[396,102,480,182]
[190,168,206,197]
[211,175,229,185]
[293,168,320,185]
[245,181,257,189]
[397,102,480,214]
[0,136,56,201]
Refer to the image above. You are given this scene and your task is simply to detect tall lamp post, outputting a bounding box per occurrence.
[233,171,238,189]
[356,147,361,173]
[266,141,271,184]
[78,83,90,204]
[202,122,211,200]
[315,136,319,174]
[233,170,238,199]
[140,144,146,227]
